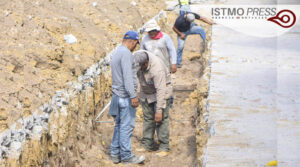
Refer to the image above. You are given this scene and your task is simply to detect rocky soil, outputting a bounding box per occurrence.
[0,1,212,166]
[48,12,212,167]
[0,0,164,132]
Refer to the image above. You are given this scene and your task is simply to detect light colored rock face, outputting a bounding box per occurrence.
[0,0,165,166]
[0,109,8,132]
[0,53,113,166]
[0,0,165,132]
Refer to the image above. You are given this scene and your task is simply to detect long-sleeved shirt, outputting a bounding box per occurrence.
[136,52,173,113]
[141,32,177,71]
[111,45,138,98]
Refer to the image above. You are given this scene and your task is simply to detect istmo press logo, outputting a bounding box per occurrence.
[204,5,300,37]
[268,9,296,28]
[212,7,296,28]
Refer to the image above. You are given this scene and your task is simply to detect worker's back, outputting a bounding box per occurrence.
[137,53,172,103]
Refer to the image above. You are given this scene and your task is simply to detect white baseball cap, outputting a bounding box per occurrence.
[144,19,161,32]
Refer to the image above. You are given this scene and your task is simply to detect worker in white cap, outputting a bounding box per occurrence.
[173,12,214,68]
[141,19,177,74]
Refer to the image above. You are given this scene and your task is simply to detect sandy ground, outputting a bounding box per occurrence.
[0,1,213,165]
[80,50,206,167]
[51,12,212,167]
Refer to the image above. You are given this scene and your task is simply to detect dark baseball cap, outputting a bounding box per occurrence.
[123,31,139,42]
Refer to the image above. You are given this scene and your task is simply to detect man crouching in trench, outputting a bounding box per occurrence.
[134,50,173,157]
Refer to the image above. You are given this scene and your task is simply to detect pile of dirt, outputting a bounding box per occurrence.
[0,0,164,133]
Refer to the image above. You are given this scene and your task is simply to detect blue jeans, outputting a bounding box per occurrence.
[176,23,206,65]
[110,96,136,161]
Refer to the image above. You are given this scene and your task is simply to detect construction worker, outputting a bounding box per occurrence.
[108,31,145,164]
[134,51,173,157]
[173,12,214,68]
[178,0,191,15]
[141,19,177,74]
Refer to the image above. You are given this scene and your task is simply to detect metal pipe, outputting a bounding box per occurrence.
[95,121,114,123]
[94,101,111,122]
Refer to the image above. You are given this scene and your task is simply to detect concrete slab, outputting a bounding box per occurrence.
[206,25,278,167]
[202,6,300,167]
[186,1,300,166]
[277,29,300,167]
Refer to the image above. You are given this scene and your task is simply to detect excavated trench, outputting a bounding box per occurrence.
[0,7,212,167]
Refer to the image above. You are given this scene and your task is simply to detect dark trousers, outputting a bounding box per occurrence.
[141,99,170,151]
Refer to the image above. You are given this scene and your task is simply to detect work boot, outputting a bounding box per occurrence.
[122,155,145,164]
[155,151,169,157]
[110,156,121,164]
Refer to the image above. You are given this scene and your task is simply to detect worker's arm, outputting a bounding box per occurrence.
[153,70,167,122]
[199,17,214,25]
[173,26,185,40]
[165,34,177,73]
[121,51,139,107]
[192,12,214,25]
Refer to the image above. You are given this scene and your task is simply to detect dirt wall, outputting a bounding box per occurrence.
[0,0,164,132]
[0,1,213,166]
[0,0,165,166]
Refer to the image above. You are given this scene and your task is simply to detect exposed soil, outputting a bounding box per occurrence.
[0,0,164,133]
[49,11,212,167]
[0,1,212,166]
[79,51,206,167]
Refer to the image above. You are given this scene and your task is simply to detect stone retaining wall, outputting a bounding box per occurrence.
[0,11,167,166]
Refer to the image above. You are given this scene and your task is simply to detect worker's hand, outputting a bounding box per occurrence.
[131,97,139,108]
[180,33,185,40]
[171,64,177,73]
[155,112,163,123]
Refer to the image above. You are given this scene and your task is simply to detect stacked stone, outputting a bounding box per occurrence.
[0,109,8,132]
[0,47,112,162]
[0,11,167,165]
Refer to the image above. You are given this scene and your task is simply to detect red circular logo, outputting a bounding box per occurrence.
[267,9,296,28]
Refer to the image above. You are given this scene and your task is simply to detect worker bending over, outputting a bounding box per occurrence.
[134,51,173,157]
[173,12,214,67]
